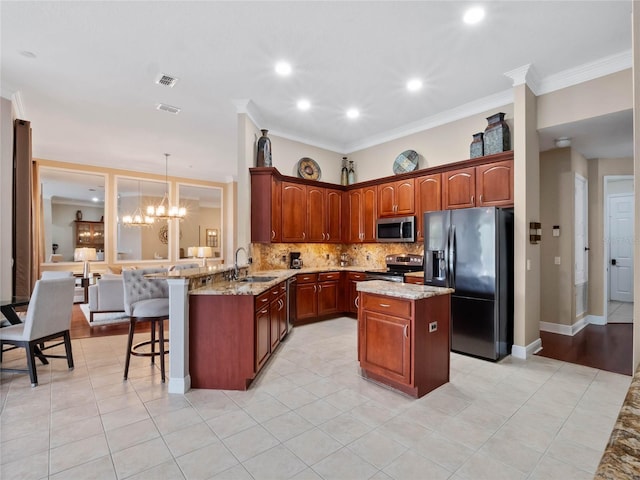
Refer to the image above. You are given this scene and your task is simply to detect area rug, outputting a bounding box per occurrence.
[79,303,129,327]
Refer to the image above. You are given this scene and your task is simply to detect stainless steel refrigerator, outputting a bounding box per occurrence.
[423,207,513,361]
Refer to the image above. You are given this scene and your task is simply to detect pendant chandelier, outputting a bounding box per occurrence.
[122,180,154,227]
[146,153,186,221]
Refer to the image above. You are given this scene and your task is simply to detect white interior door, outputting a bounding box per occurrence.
[609,194,634,302]
[574,174,588,316]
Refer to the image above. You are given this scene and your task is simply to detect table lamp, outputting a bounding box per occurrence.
[196,246,213,267]
[75,247,97,278]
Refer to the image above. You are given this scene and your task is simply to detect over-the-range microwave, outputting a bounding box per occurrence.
[376,216,415,243]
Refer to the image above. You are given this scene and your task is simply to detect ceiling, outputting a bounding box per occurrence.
[1,1,633,183]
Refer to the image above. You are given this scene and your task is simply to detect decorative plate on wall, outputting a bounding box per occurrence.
[393,150,419,174]
[297,157,321,180]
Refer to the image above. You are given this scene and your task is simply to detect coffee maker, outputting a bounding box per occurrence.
[289,252,302,269]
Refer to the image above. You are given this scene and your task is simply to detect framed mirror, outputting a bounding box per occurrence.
[178,184,223,263]
[116,176,169,261]
[40,167,106,264]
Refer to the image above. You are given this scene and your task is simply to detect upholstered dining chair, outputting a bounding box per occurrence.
[0,277,75,386]
[122,268,170,382]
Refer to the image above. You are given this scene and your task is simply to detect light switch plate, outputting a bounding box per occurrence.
[554,256,561,265]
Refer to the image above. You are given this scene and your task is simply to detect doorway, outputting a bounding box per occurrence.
[604,177,634,324]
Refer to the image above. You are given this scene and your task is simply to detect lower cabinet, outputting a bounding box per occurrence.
[255,296,271,372]
[296,272,342,320]
[358,291,451,398]
[347,272,367,314]
[404,275,424,285]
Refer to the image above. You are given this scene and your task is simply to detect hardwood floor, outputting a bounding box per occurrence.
[70,304,141,339]
[537,323,633,376]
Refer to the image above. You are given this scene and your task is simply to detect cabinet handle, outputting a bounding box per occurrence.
[261,308,268,314]
[302,232,306,239]
[313,285,317,293]
[326,233,330,241]
[479,194,483,204]
[404,325,409,338]
[471,195,475,204]
[379,303,390,308]
[318,285,322,292]
[271,230,275,239]
[417,230,420,238]
[355,296,359,308]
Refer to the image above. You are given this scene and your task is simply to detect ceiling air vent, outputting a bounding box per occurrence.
[155,73,179,88]
[156,103,181,115]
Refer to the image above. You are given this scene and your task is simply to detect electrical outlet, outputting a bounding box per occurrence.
[326,254,329,260]
[366,253,371,261]
[248,257,253,264]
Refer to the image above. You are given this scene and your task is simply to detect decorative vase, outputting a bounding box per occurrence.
[76,210,83,221]
[470,132,484,158]
[347,161,355,185]
[256,129,272,167]
[340,157,349,186]
[483,112,511,155]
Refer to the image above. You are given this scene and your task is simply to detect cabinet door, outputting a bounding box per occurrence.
[281,183,307,242]
[348,272,367,314]
[442,167,476,210]
[377,183,396,217]
[476,160,514,207]
[255,305,271,371]
[271,178,282,242]
[345,189,362,243]
[362,186,378,242]
[269,297,282,351]
[317,281,339,316]
[414,174,442,242]
[295,283,317,320]
[278,293,288,340]
[76,222,92,246]
[306,186,325,242]
[325,189,342,243]
[360,310,411,385]
[251,170,275,243]
[395,179,415,215]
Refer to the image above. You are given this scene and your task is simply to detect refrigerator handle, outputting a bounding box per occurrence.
[448,225,456,289]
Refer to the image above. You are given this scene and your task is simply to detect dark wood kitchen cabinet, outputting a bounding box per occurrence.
[378,179,415,217]
[442,159,514,210]
[347,272,367,314]
[475,160,514,207]
[295,272,341,320]
[414,174,442,242]
[358,291,451,398]
[344,186,377,243]
[282,182,308,242]
[255,291,271,372]
[250,168,281,243]
[325,188,343,243]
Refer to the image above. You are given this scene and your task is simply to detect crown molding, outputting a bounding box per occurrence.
[536,50,631,95]
[504,64,541,94]
[343,89,514,154]
[2,89,26,119]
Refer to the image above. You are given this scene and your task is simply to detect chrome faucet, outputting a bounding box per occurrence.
[233,247,247,280]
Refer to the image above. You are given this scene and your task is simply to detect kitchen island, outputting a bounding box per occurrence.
[357,280,453,398]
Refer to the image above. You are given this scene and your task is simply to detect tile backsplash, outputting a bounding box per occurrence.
[251,242,424,270]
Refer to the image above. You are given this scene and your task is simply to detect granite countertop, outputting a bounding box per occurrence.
[357,280,453,300]
[595,367,640,478]
[189,266,370,296]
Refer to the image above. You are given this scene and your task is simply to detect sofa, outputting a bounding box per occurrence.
[86,264,200,322]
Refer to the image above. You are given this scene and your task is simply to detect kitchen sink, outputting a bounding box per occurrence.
[239,276,277,283]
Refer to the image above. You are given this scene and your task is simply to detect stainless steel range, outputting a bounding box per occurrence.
[364,254,424,283]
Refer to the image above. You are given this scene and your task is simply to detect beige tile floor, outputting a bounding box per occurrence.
[608,301,634,323]
[0,317,631,480]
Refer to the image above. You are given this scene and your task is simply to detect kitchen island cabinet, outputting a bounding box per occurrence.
[357,281,452,398]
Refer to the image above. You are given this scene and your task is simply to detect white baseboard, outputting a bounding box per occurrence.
[540,315,604,336]
[168,374,191,394]
[511,338,542,359]
[586,314,606,325]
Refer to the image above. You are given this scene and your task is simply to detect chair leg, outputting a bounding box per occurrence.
[150,319,156,365]
[124,318,136,380]
[63,331,74,370]
[158,319,166,383]
[26,342,38,387]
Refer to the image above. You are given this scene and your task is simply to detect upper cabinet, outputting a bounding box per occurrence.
[441,159,513,210]
[378,179,414,217]
[75,221,104,249]
[414,174,442,242]
[475,160,514,207]
[250,153,512,244]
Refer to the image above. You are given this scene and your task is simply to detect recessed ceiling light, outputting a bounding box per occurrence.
[463,7,485,25]
[275,61,292,76]
[19,50,36,59]
[297,99,311,111]
[92,197,99,203]
[406,79,423,92]
[346,108,359,119]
